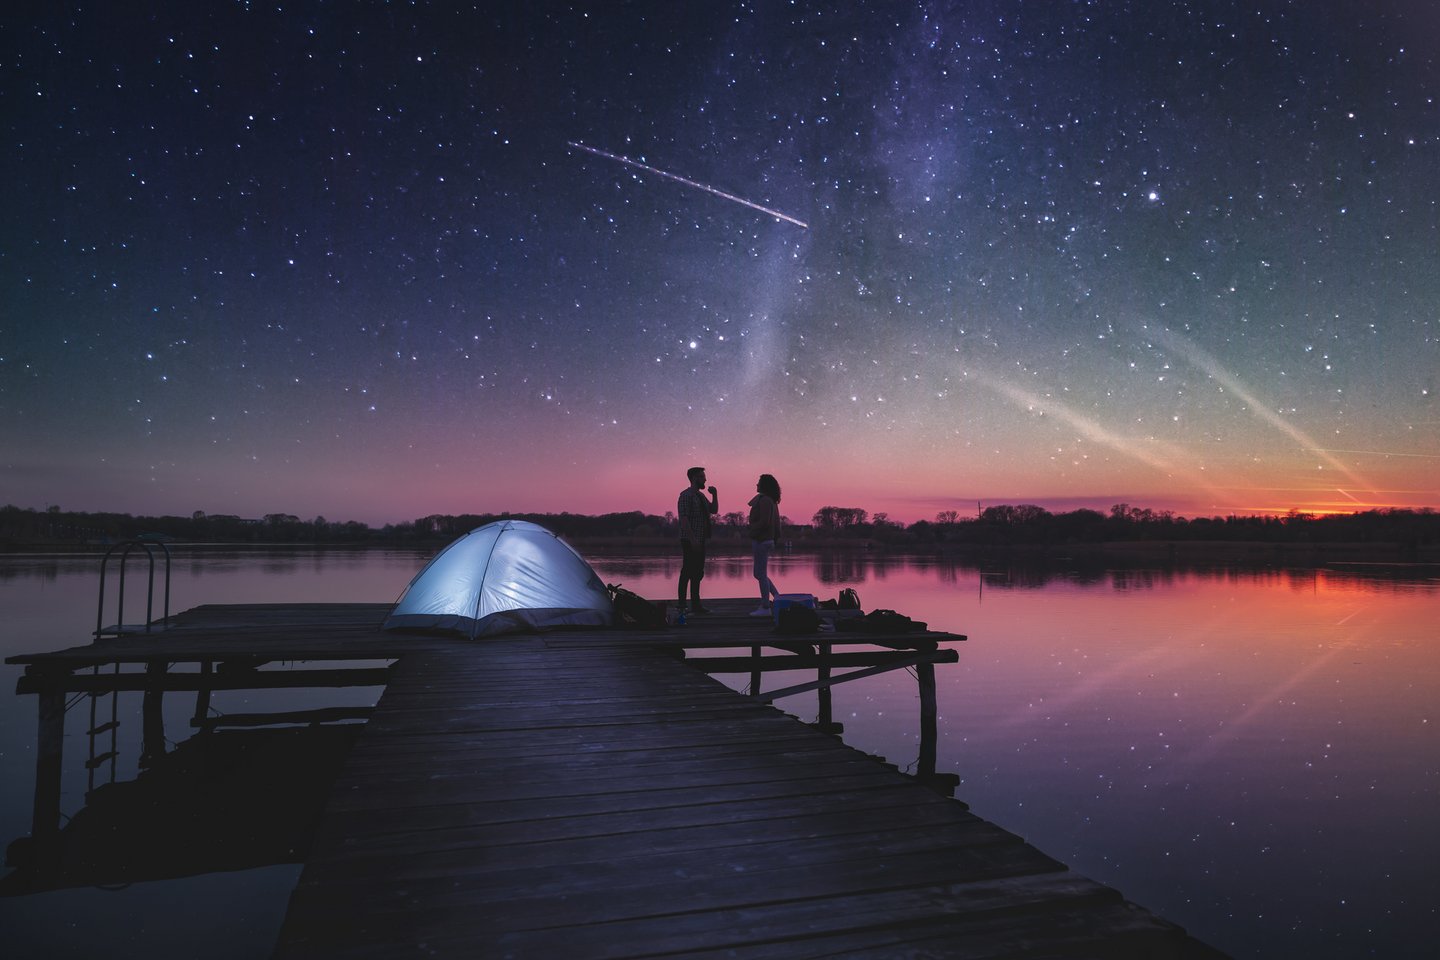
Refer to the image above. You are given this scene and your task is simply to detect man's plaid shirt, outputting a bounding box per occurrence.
[677,487,714,541]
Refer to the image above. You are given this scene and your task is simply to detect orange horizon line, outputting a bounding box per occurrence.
[1226,504,1429,518]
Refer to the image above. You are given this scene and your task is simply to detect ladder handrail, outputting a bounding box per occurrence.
[95,537,173,637]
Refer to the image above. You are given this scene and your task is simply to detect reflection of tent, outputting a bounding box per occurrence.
[383,520,614,638]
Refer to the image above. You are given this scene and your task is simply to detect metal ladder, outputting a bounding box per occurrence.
[95,536,172,638]
[86,537,175,786]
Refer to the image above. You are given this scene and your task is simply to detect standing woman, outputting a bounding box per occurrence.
[747,473,783,616]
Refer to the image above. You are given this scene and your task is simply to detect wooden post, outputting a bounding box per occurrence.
[193,659,213,727]
[816,639,835,732]
[140,661,167,768]
[31,683,65,854]
[913,659,958,795]
[808,640,845,734]
[917,661,937,779]
[748,645,762,697]
[85,671,99,797]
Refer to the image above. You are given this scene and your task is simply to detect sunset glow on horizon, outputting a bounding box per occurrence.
[4,3,1436,528]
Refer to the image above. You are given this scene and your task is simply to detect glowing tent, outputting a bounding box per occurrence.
[383,520,614,638]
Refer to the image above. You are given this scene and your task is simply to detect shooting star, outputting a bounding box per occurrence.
[567,141,808,229]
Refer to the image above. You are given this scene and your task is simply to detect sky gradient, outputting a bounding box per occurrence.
[3,1,1437,526]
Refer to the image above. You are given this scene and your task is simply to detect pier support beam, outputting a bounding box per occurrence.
[917,661,937,778]
[31,683,66,854]
[913,661,958,795]
[139,661,167,768]
[815,640,843,734]
[192,659,213,727]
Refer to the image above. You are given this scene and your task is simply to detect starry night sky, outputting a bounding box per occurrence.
[3,1,1437,525]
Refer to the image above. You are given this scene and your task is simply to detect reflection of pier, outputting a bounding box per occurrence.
[1,725,359,894]
[5,601,1225,957]
[4,604,401,891]
[679,632,959,794]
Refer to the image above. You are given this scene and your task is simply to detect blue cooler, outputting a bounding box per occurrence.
[772,593,818,626]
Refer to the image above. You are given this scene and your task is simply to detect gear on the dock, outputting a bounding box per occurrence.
[606,583,667,629]
[837,608,928,633]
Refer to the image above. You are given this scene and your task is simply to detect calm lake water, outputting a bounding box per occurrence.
[0,547,1436,958]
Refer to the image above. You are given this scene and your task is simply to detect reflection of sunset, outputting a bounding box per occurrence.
[600,557,1438,811]
[605,555,1435,960]
[0,548,1434,960]
[1236,501,1428,517]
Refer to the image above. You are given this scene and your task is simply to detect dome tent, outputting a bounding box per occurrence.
[383,520,614,638]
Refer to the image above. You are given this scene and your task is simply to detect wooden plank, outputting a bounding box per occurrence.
[279,838,1069,932]
[296,815,1024,888]
[685,649,950,673]
[309,782,956,850]
[191,706,374,729]
[756,649,958,702]
[17,666,394,695]
[488,898,1196,960]
[283,629,1217,957]
[299,798,995,875]
[333,741,875,781]
[439,878,1134,960]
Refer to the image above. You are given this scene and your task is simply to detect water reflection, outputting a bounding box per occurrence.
[0,549,1436,959]
[3,652,390,894]
[584,552,1439,960]
[2,725,359,895]
[687,634,960,798]
[583,548,1440,598]
[0,558,72,583]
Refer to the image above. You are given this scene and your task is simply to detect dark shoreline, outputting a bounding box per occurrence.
[3,537,1437,569]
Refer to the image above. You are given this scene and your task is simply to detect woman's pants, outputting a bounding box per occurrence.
[752,539,777,602]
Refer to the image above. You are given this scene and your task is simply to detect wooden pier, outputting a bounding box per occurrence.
[5,600,1225,958]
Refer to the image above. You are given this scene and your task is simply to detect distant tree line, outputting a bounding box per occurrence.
[891,503,1440,548]
[2,501,1437,550]
[0,504,376,545]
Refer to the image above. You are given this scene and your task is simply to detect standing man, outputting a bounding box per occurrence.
[677,466,719,615]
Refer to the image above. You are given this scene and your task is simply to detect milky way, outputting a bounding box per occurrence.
[2,1,1436,524]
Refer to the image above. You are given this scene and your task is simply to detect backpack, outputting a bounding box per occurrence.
[836,608,927,634]
[774,605,821,635]
[838,587,861,610]
[606,583,667,629]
